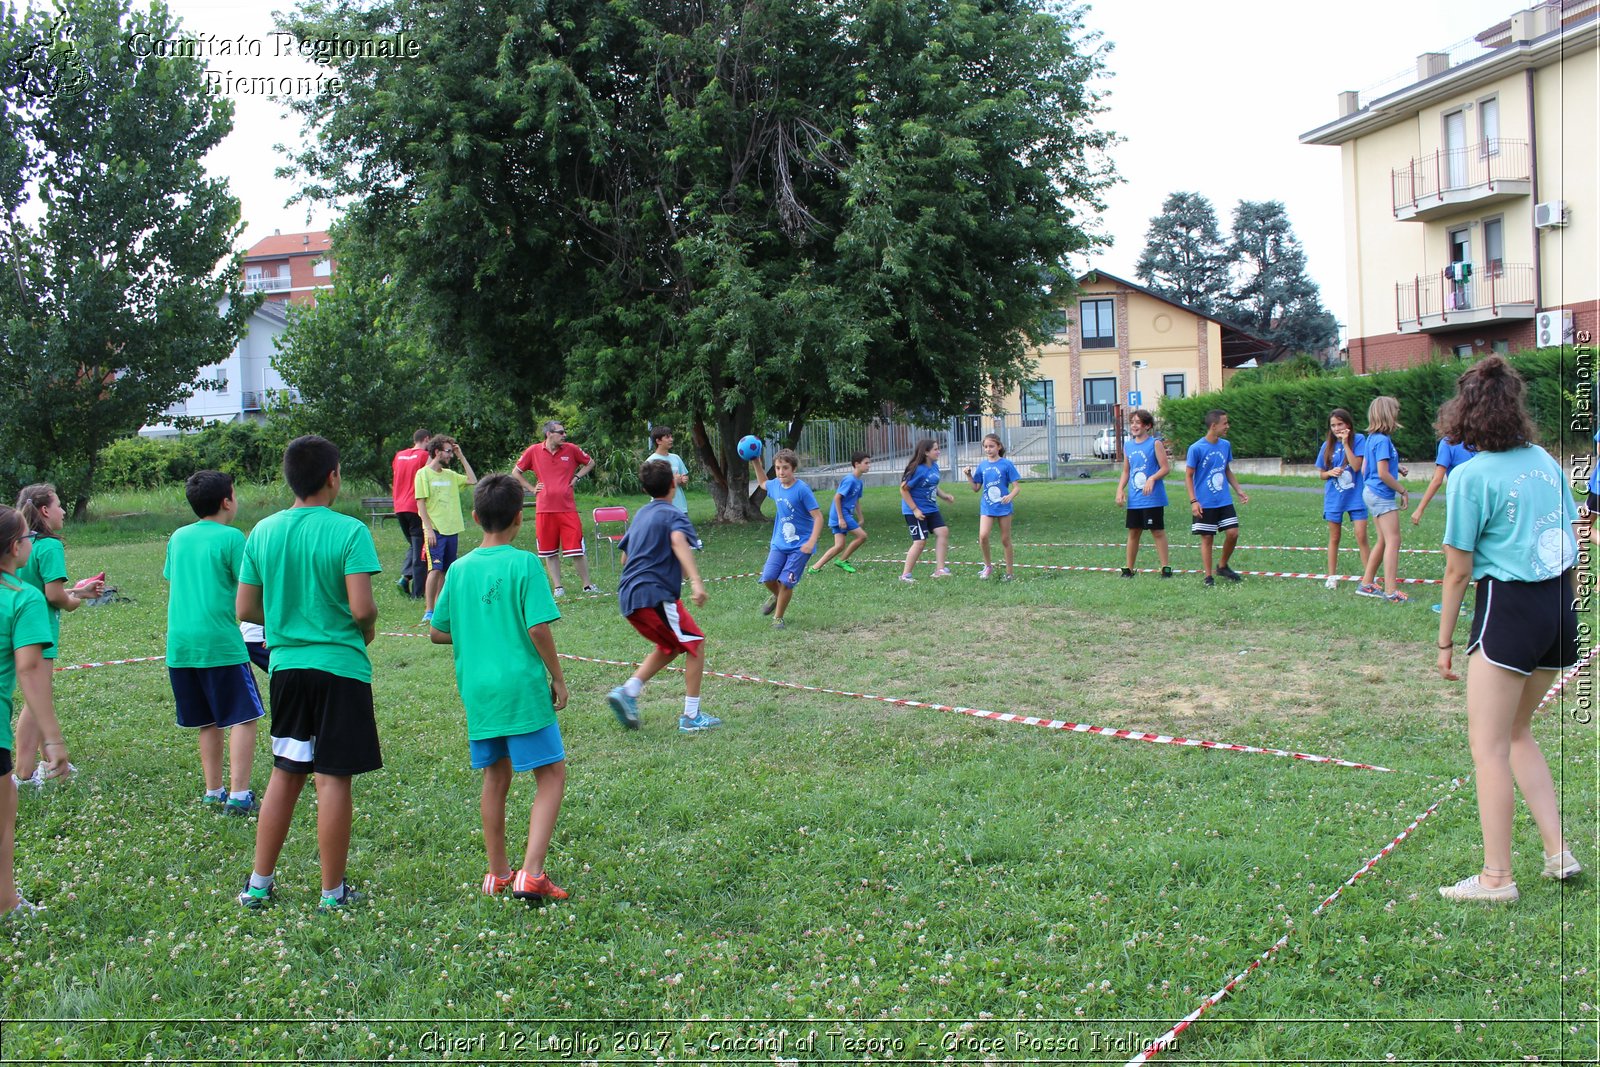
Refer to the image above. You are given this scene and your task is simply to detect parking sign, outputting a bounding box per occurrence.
[1127,390,1143,407]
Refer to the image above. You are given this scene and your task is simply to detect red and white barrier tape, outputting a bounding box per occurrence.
[1534,645,1595,715]
[1014,541,1445,556]
[860,558,1445,586]
[1126,778,1465,1065]
[524,648,1396,772]
[52,654,165,673]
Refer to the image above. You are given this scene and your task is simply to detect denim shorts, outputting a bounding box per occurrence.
[1362,488,1400,518]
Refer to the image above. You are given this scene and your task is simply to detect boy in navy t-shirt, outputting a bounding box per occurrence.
[606,462,716,732]
[1184,409,1249,586]
[748,448,822,629]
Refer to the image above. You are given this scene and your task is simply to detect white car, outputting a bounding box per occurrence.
[1092,428,1119,459]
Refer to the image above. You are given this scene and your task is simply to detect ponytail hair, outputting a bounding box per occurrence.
[903,438,940,481]
[982,432,1007,457]
[15,483,62,542]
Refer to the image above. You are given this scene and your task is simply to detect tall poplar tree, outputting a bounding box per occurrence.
[0,0,254,512]
[279,0,1115,520]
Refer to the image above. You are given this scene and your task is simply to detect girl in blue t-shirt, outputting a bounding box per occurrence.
[898,438,956,582]
[1355,396,1411,602]
[1410,425,1477,527]
[1116,410,1172,578]
[965,434,1022,580]
[810,453,872,574]
[0,505,71,916]
[1315,408,1369,590]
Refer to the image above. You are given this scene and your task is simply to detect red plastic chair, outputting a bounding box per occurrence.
[592,506,630,568]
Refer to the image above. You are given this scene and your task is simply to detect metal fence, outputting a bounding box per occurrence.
[724,409,1117,482]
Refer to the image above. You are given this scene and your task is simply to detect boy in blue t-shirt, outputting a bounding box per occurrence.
[607,462,716,731]
[810,452,872,575]
[748,448,822,629]
[1184,409,1249,585]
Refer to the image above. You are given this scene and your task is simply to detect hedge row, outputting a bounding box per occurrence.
[95,421,293,491]
[1159,349,1583,463]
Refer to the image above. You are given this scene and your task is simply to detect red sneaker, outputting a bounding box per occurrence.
[511,869,569,902]
[482,871,513,896]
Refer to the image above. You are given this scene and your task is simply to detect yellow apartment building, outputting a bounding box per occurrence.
[1301,1,1598,372]
[1006,270,1271,423]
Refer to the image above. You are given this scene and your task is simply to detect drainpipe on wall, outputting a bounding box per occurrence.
[1526,67,1540,311]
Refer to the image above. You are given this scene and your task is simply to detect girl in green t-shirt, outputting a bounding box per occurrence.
[1,505,71,915]
[11,485,101,785]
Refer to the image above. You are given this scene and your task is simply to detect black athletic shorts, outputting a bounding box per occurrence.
[1127,507,1166,531]
[268,668,383,776]
[0,748,11,778]
[1191,504,1238,536]
[904,510,947,542]
[1467,574,1580,676]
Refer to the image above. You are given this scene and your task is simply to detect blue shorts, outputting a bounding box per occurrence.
[829,516,860,535]
[1324,505,1369,523]
[426,533,459,571]
[1361,488,1400,518]
[469,722,565,771]
[169,663,266,730]
[761,547,813,589]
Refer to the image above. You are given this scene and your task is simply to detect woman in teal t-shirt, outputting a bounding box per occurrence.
[1433,356,1581,903]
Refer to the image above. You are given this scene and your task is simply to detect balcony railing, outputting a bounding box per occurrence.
[1391,139,1530,217]
[1396,262,1534,330]
[244,275,291,292]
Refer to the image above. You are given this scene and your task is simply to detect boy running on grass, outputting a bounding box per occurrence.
[236,436,381,911]
[431,475,570,902]
[164,470,264,815]
[1185,409,1249,586]
[607,461,716,732]
[810,453,871,574]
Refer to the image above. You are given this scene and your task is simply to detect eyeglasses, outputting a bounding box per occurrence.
[549,428,566,435]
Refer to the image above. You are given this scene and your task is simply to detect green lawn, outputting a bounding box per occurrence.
[4,476,1594,1064]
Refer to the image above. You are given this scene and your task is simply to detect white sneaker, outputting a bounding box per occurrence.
[581,584,601,594]
[1438,874,1518,903]
[1543,850,1581,880]
[1324,576,1339,590]
[552,586,566,598]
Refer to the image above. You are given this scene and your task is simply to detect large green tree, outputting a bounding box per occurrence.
[280,0,1114,520]
[1134,191,1229,314]
[0,0,254,513]
[1219,200,1339,363]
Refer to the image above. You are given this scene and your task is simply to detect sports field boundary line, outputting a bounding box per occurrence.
[1126,777,1467,1065]
[859,557,1445,585]
[1012,541,1445,555]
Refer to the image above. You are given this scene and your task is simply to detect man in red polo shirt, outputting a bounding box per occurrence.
[391,428,431,598]
[512,419,600,596]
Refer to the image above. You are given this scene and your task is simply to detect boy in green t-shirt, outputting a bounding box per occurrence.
[236,436,382,911]
[431,474,570,903]
[164,471,264,815]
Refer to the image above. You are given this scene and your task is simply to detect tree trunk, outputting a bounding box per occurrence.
[692,406,763,523]
[72,454,96,521]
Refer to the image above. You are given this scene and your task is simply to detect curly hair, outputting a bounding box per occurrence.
[1434,355,1536,452]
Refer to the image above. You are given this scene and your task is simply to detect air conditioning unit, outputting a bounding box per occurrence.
[1535,309,1574,348]
[1533,201,1569,228]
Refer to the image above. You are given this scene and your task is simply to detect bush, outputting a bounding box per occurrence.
[94,421,291,492]
[1159,348,1577,462]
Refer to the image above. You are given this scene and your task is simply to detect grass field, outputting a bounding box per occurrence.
[3,474,1595,1064]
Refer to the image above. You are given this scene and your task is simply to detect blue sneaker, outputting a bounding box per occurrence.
[201,792,226,808]
[318,884,364,910]
[608,687,640,730]
[678,712,723,732]
[224,790,257,816]
[237,878,273,910]
[421,610,433,623]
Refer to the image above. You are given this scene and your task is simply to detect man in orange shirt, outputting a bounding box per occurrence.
[512,420,600,597]
[391,429,430,598]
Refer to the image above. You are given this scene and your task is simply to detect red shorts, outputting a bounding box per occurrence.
[536,511,585,558]
[625,601,705,659]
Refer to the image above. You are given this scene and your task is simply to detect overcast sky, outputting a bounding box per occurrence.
[151,0,1526,331]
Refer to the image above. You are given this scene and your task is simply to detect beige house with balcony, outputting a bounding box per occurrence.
[1004,271,1270,424]
[1301,1,1598,372]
